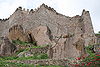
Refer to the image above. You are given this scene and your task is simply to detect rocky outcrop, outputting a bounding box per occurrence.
[0,4,97,58]
[8,25,30,42]
[0,37,16,56]
[50,35,85,59]
[82,10,97,46]
[28,26,52,46]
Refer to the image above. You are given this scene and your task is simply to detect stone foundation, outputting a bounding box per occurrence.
[9,58,69,66]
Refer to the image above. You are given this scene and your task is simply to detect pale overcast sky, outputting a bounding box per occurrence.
[0,0,99,33]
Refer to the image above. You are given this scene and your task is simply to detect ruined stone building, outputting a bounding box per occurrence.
[0,4,97,58]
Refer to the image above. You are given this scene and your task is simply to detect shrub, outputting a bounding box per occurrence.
[15,53,48,60]
[37,53,48,59]
[16,49,25,54]
[0,56,18,60]
[12,40,36,46]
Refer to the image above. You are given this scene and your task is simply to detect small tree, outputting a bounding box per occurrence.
[98,31,100,34]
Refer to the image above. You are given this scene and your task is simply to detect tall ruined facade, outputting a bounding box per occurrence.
[0,4,97,58]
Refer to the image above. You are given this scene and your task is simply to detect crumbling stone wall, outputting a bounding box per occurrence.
[30,45,50,54]
[9,58,68,66]
[95,34,100,44]
[94,44,100,55]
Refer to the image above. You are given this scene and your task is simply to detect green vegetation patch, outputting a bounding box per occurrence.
[95,33,100,36]
[0,53,48,61]
[16,53,48,60]
[0,61,64,67]
[0,61,34,67]
[12,40,36,46]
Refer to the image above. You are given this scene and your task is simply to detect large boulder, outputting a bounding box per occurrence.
[28,26,52,46]
[49,35,85,59]
[8,25,30,42]
[0,37,16,56]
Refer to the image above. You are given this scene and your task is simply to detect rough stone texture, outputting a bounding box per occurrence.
[30,45,50,54]
[81,10,97,46]
[0,37,16,56]
[28,26,52,46]
[0,37,3,51]
[0,4,97,58]
[17,51,33,57]
[94,44,100,55]
[95,34,100,44]
[9,58,68,66]
[17,45,50,57]
[8,24,30,42]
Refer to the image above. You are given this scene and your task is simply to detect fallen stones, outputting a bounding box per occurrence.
[17,51,33,57]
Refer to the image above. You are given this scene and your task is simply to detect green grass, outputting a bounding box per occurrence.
[22,44,49,52]
[0,53,48,61]
[0,61,34,67]
[0,55,64,67]
[12,40,36,46]
[16,54,48,60]
[12,40,49,48]
[0,55,62,67]
[0,40,63,67]
[0,56,17,61]
[0,60,64,67]
[16,49,25,55]
[31,45,48,48]
[95,33,100,36]
[0,53,54,67]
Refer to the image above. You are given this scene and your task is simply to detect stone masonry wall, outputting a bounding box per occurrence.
[30,45,50,54]
[9,58,68,66]
[95,35,100,44]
